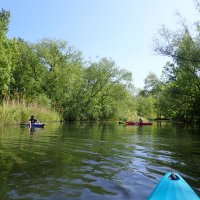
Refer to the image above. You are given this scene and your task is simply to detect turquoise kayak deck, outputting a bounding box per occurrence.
[148,172,200,200]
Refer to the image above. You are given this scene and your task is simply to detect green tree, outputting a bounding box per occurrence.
[154,10,200,122]
[136,95,155,119]
[10,38,45,100]
[34,38,84,113]
[64,58,134,121]
[144,72,161,95]
[0,9,18,100]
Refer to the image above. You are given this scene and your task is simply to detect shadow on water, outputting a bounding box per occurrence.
[0,121,199,199]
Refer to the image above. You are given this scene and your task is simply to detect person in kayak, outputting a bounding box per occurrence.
[29,115,40,125]
[139,118,143,123]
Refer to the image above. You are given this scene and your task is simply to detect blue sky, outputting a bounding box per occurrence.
[1,0,198,88]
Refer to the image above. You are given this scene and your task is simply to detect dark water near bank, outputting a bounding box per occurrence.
[0,122,199,200]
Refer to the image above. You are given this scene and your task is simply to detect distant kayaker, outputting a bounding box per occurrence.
[29,115,39,125]
[139,118,143,123]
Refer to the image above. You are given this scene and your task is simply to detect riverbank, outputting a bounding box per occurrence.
[0,100,61,125]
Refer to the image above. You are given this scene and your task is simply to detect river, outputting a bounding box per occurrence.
[0,121,199,199]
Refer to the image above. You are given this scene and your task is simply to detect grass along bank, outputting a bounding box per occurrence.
[0,99,61,125]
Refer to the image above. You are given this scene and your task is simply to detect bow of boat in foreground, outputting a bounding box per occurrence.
[148,172,200,200]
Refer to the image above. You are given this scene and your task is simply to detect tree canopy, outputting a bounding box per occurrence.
[1,5,200,123]
[0,9,138,121]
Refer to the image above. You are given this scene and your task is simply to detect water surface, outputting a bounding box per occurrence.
[0,122,199,199]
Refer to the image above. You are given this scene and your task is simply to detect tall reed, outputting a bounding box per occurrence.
[0,98,61,125]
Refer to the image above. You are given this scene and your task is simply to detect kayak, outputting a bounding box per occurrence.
[148,172,200,200]
[125,121,135,125]
[20,123,45,128]
[125,121,153,126]
[135,122,153,126]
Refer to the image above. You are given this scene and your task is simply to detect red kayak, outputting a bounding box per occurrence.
[125,121,153,126]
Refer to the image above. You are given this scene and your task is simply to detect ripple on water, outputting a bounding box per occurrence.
[1,123,200,199]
